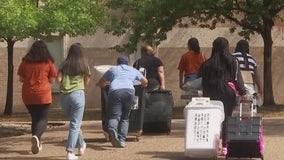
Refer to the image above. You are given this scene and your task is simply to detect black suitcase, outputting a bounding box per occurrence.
[101,85,145,141]
[226,102,264,160]
[143,90,173,134]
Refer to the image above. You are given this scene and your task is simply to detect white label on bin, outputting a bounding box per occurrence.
[132,96,139,110]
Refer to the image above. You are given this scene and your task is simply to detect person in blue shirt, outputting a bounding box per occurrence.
[97,55,148,148]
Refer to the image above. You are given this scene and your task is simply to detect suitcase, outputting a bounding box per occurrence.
[184,97,225,159]
[226,101,264,160]
[142,90,173,134]
[101,84,145,141]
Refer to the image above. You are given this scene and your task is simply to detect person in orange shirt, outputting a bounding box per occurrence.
[17,40,57,154]
[178,37,205,89]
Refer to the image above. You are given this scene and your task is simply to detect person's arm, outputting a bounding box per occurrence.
[158,66,166,90]
[19,76,24,83]
[177,56,184,90]
[56,72,62,83]
[49,77,56,84]
[235,64,251,102]
[179,70,184,90]
[96,77,107,88]
[140,77,148,88]
[84,75,91,86]
[253,68,262,95]
[49,62,58,84]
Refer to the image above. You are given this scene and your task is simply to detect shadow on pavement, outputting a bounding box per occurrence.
[263,118,284,137]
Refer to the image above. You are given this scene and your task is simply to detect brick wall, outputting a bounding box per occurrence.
[1,27,284,114]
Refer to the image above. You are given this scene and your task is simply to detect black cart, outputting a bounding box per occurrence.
[143,90,173,134]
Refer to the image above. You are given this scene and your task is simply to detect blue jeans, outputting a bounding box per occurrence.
[60,90,85,152]
[184,73,198,82]
[107,89,135,142]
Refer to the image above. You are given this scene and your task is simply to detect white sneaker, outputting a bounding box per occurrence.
[67,152,78,160]
[78,142,86,156]
[39,143,43,151]
[31,135,40,154]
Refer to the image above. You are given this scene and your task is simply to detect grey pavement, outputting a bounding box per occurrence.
[0,118,284,160]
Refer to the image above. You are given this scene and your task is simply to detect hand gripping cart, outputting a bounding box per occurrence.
[184,97,225,159]
[226,100,264,160]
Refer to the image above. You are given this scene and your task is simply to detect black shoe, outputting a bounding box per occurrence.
[108,129,123,148]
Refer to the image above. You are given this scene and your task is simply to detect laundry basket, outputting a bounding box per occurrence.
[184,97,224,159]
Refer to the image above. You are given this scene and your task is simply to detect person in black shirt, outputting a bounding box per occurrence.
[133,45,165,91]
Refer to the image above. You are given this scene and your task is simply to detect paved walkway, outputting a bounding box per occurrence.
[0,118,284,160]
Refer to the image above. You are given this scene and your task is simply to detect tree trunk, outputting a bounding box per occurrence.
[3,39,15,115]
[261,19,275,106]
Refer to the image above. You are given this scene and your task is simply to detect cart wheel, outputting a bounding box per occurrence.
[167,130,171,135]
[135,136,140,142]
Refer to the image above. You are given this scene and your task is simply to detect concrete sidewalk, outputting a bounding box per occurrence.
[0,118,284,160]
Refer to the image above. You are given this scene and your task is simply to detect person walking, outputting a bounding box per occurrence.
[97,55,148,148]
[233,40,262,96]
[17,40,57,154]
[178,37,205,89]
[198,37,249,156]
[133,45,165,91]
[57,43,91,160]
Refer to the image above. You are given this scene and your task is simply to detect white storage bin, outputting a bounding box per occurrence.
[94,65,115,77]
[184,97,225,159]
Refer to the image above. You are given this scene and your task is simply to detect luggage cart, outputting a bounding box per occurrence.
[226,100,264,160]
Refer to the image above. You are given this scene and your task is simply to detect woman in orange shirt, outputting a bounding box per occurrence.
[17,40,57,154]
[178,37,205,89]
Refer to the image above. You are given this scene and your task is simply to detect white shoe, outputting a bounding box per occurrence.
[78,142,86,156]
[67,152,78,160]
[39,143,43,151]
[31,135,40,154]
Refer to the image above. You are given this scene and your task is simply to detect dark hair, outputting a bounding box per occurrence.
[202,37,237,92]
[235,40,249,54]
[59,43,89,76]
[235,40,250,68]
[23,40,54,62]
[188,37,200,53]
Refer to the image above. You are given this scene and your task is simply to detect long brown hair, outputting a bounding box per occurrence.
[23,40,54,62]
[59,43,89,76]
[188,37,201,53]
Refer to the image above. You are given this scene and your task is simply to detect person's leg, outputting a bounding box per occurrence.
[26,104,49,154]
[107,90,123,147]
[61,90,85,152]
[26,105,37,136]
[33,104,50,140]
[220,89,236,155]
[26,105,41,154]
[60,90,85,153]
[107,90,122,132]
[118,89,135,143]
[77,130,86,156]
